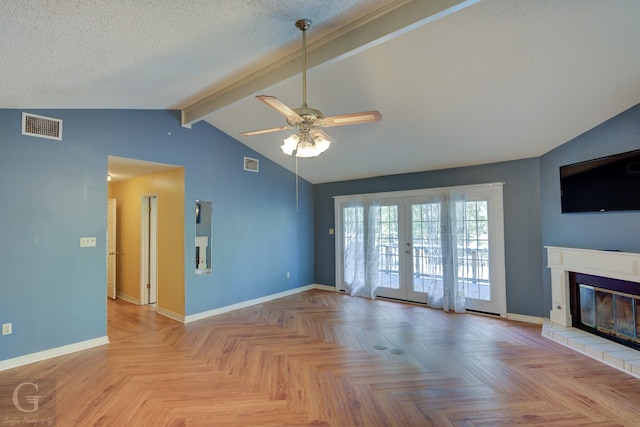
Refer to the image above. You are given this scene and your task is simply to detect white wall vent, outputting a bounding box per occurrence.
[22,112,63,140]
[244,157,259,172]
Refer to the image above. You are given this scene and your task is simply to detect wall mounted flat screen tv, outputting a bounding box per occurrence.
[560,148,640,213]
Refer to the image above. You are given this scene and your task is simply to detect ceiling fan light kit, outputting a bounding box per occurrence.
[282,130,331,157]
[240,19,382,158]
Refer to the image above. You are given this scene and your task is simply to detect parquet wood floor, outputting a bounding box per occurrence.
[3,289,640,426]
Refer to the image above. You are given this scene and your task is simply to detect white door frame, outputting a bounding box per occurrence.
[140,195,158,305]
[107,198,117,299]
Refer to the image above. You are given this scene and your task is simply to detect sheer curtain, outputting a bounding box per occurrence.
[343,198,381,299]
[425,190,467,313]
[341,191,467,308]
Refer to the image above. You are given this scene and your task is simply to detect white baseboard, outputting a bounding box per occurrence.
[157,307,185,323]
[184,284,333,323]
[116,292,140,305]
[313,284,337,292]
[507,313,544,324]
[0,336,109,372]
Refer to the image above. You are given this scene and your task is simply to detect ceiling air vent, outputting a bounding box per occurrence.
[244,157,259,172]
[22,112,62,140]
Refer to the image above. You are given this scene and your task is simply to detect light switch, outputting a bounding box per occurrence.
[329,228,334,235]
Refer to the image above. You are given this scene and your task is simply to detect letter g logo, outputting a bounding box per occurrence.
[12,382,41,413]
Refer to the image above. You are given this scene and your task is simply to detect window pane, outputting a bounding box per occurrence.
[457,200,490,301]
[376,205,399,289]
[411,203,442,293]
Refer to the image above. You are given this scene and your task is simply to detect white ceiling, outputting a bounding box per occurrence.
[3,0,640,184]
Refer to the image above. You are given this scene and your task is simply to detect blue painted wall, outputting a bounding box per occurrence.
[0,109,313,361]
[540,104,640,314]
[3,101,638,362]
[314,158,544,317]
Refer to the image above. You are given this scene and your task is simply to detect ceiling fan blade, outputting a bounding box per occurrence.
[322,110,382,127]
[256,95,303,124]
[311,128,335,143]
[239,125,293,136]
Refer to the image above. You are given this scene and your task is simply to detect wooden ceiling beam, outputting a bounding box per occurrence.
[180,0,478,127]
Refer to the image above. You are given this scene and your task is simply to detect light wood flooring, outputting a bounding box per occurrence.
[3,289,640,426]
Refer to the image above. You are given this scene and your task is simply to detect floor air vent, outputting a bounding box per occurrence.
[22,112,63,140]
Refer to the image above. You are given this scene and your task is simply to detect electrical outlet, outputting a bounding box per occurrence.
[286,272,291,279]
[2,323,12,336]
[80,237,97,247]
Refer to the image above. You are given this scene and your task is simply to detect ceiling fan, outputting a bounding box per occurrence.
[240,19,382,158]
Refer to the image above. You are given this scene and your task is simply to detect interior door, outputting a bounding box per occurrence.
[107,198,117,299]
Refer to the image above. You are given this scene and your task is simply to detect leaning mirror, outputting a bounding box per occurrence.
[195,200,212,275]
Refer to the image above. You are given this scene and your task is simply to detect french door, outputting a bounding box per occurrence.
[370,198,429,303]
[335,184,506,316]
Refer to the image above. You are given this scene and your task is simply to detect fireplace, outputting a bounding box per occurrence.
[570,272,640,350]
[545,246,640,377]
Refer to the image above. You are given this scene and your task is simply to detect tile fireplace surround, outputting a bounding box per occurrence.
[544,246,640,378]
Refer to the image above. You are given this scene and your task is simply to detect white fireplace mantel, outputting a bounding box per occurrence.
[544,246,640,378]
[545,246,640,326]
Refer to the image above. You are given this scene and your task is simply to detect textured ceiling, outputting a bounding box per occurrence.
[2,1,640,184]
[0,0,394,109]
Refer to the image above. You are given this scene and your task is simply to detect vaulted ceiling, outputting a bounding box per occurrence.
[3,1,640,183]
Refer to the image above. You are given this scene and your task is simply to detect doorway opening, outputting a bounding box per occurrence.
[106,155,185,326]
